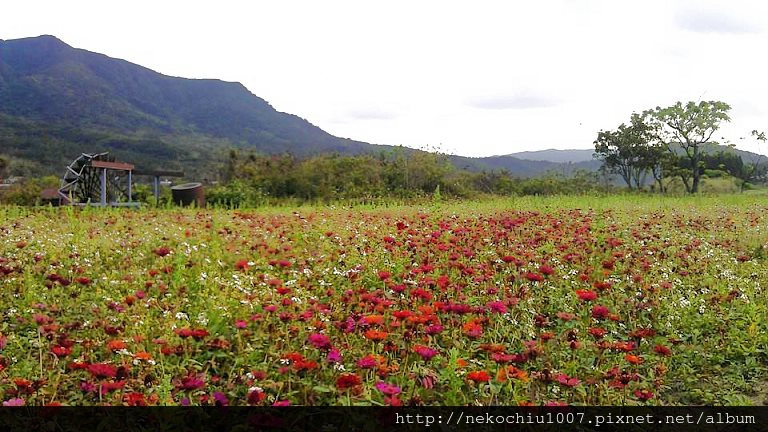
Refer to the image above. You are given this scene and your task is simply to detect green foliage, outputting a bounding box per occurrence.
[0,175,59,205]
[594,113,664,190]
[215,150,611,206]
[644,101,732,193]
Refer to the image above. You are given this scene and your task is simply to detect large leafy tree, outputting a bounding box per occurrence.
[594,113,662,190]
[644,101,731,193]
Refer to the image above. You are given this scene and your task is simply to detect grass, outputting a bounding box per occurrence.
[0,194,766,406]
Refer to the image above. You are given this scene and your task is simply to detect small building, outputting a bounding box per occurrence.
[40,188,62,206]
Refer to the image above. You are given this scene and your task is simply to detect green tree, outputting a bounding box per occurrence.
[644,101,731,193]
[594,113,660,190]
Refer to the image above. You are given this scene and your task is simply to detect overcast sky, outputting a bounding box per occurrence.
[3,0,768,157]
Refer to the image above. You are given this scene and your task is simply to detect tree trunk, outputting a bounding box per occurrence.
[690,145,701,193]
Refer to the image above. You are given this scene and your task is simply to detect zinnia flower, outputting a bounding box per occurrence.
[466,371,490,383]
[374,381,402,396]
[412,345,438,361]
[307,333,331,350]
[575,289,598,301]
[591,305,611,319]
[336,373,362,390]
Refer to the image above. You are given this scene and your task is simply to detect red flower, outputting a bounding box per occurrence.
[247,388,266,405]
[486,301,507,314]
[591,305,611,319]
[234,259,250,271]
[363,330,388,341]
[467,371,491,383]
[588,327,607,339]
[124,392,147,406]
[377,271,391,281]
[153,247,171,257]
[524,272,544,282]
[575,289,598,301]
[107,339,127,351]
[654,344,672,356]
[51,345,72,357]
[462,321,483,338]
[634,389,655,401]
[88,363,117,379]
[174,374,205,391]
[100,380,126,393]
[538,264,554,276]
[335,373,362,390]
[593,281,612,290]
[192,329,209,340]
[175,328,193,338]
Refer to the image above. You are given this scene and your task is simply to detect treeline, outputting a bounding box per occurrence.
[594,101,767,193]
[206,150,609,207]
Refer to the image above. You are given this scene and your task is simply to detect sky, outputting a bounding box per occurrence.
[2,0,768,157]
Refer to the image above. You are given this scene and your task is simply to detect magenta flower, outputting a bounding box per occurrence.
[307,333,331,350]
[327,348,342,363]
[174,374,206,391]
[213,392,229,406]
[374,381,402,396]
[357,355,378,369]
[425,324,443,335]
[413,345,438,361]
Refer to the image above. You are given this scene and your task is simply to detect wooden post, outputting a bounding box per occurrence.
[154,176,160,206]
[100,168,107,206]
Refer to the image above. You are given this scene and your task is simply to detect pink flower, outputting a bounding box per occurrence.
[374,381,402,396]
[307,333,331,350]
[413,345,438,361]
[486,301,507,314]
[3,398,25,406]
[357,355,378,369]
[555,373,581,387]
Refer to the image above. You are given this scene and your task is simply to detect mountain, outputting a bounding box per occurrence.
[506,149,596,163]
[451,154,601,177]
[0,35,382,178]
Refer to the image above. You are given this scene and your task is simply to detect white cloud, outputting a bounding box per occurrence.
[675,8,761,34]
[466,93,560,110]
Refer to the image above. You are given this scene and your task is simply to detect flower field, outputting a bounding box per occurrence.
[0,196,767,406]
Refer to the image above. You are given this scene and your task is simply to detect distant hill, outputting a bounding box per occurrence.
[451,154,601,177]
[505,149,596,163]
